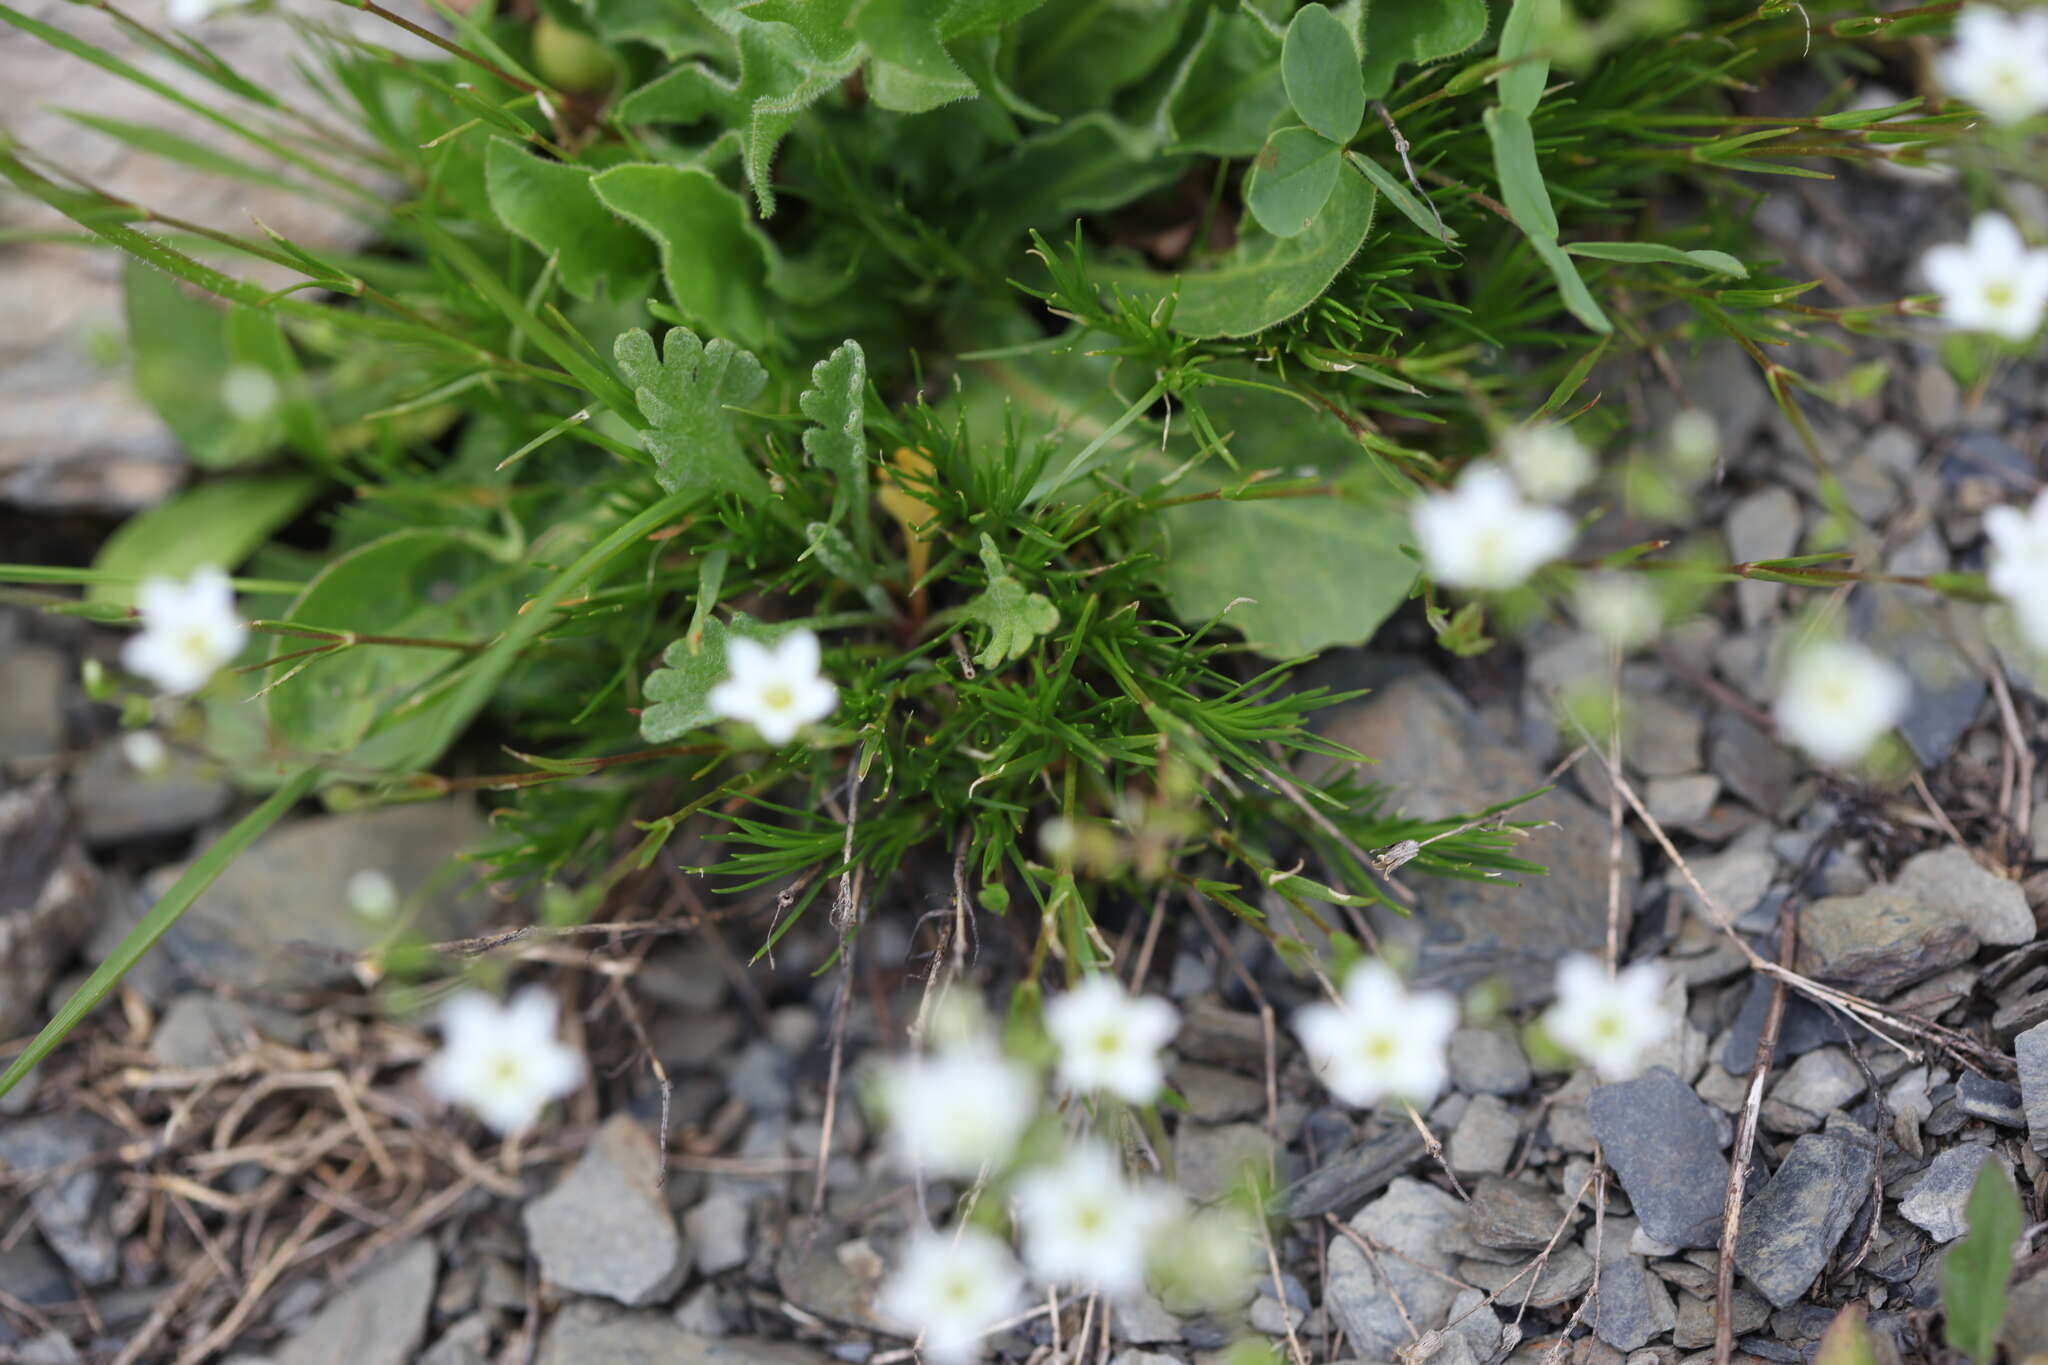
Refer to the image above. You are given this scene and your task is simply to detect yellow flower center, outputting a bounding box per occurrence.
[762,683,795,711]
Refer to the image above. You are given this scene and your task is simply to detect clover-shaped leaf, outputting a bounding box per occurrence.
[1283,4,1363,143]
[641,612,790,742]
[615,326,772,503]
[1246,126,1344,237]
[962,535,1059,669]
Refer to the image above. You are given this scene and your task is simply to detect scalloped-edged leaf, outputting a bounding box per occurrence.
[800,340,869,533]
[641,613,791,742]
[1565,241,1748,277]
[484,139,656,301]
[614,327,771,502]
[1359,0,1488,100]
[1283,3,1363,143]
[591,163,779,351]
[1099,168,1375,337]
[1247,126,1342,238]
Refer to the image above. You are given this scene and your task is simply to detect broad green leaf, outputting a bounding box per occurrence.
[1346,151,1455,243]
[265,530,519,757]
[801,341,870,535]
[222,308,330,469]
[1815,1306,1880,1365]
[1528,235,1612,333]
[89,476,323,608]
[857,0,976,110]
[1100,169,1376,338]
[1283,4,1364,143]
[1246,126,1343,238]
[1495,0,1555,115]
[962,536,1060,669]
[1012,0,1191,114]
[484,140,657,301]
[614,327,772,502]
[1358,0,1488,102]
[1484,105,1558,239]
[0,767,319,1101]
[1152,379,1415,657]
[641,613,794,742]
[591,164,780,351]
[1158,8,1286,157]
[124,259,243,468]
[972,114,1187,238]
[1942,1155,2020,1365]
[1565,241,1748,277]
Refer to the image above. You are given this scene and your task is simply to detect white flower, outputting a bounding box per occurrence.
[1667,410,1718,478]
[1922,213,2048,342]
[1543,955,1672,1081]
[1012,1142,1180,1295]
[878,1226,1025,1364]
[1503,423,1595,503]
[1937,5,2048,125]
[1412,462,1576,592]
[347,869,400,919]
[1573,573,1662,650]
[221,366,280,422]
[167,0,234,22]
[1985,488,2048,652]
[1294,960,1458,1108]
[878,1040,1037,1179]
[1773,639,1911,765]
[122,567,247,696]
[1043,975,1179,1104]
[1146,1205,1264,1314]
[422,988,585,1134]
[120,730,170,777]
[708,630,837,744]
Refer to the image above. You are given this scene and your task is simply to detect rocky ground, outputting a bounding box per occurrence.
[5,64,2048,1365]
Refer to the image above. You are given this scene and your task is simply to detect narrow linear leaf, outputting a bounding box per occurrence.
[1484,105,1558,239]
[1282,3,1364,144]
[1347,151,1455,243]
[1495,0,1557,116]
[1565,240,1748,277]
[1528,234,1612,333]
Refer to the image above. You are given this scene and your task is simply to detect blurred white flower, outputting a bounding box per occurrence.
[1412,462,1575,592]
[120,730,170,777]
[221,366,280,422]
[1667,409,1718,478]
[1295,960,1458,1108]
[122,567,247,696]
[1985,488,2048,651]
[1044,975,1179,1104]
[1543,955,1672,1080]
[1937,5,2048,125]
[708,630,837,744]
[1146,1204,1265,1315]
[1573,573,1662,650]
[1012,1142,1180,1295]
[423,988,585,1134]
[1773,639,1910,765]
[1922,213,2048,341]
[167,0,234,23]
[347,869,400,919]
[1503,423,1595,503]
[878,1226,1025,1364]
[879,1040,1037,1179]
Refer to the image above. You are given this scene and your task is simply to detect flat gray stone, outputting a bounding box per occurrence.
[1283,1122,1426,1218]
[1468,1177,1563,1251]
[2020,1020,2048,1154]
[538,1302,831,1365]
[1588,1068,1727,1248]
[1898,1143,2004,1242]
[1325,1178,1467,1358]
[1733,1130,1875,1308]
[1726,487,1799,628]
[0,1114,121,1285]
[1764,1047,1867,1135]
[524,1116,686,1308]
[1110,1289,1182,1345]
[0,777,105,1036]
[1672,845,1775,928]
[1796,883,1978,996]
[1956,1071,2025,1128]
[1458,1243,1594,1308]
[1318,674,1636,1006]
[1173,1121,1274,1203]
[1447,1027,1532,1096]
[1592,1221,1677,1352]
[275,1241,436,1365]
[1672,1286,1769,1348]
[1892,846,2035,947]
[0,644,64,764]
[72,737,231,845]
[1174,1061,1266,1121]
[683,1190,749,1277]
[1710,709,1797,817]
[1447,1095,1518,1177]
[2008,1267,2048,1361]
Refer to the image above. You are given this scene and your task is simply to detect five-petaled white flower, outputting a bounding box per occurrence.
[1922,213,2048,342]
[1773,639,1911,765]
[122,567,247,696]
[1574,573,1663,651]
[1295,960,1458,1108]
[1412,462,1576,592]
[347,869,400,919]
[1937,5,2048,125]
[120,730,170,777]
[1985,488,2048,652]
[878,1039,1037,1179]
[708,630,837,744]
[1503,423,1595,503]
[1044,975,1179,1104]
[423,987,586,1134]
[878,1226,1025,1364]
[1012,1142,1180,1295]
[1543,954,1672,1081]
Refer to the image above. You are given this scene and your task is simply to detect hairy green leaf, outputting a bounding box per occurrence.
[1358,0,1488,101]
[1159,8,1286,157]
[1247,126,1343,238]
[800,340,870,536]
[1283,3,1363,143]
[963,535,1060,669]
[642,613,792,741]
[484,140,657,301]
[591,164,780,351]
[89,476,322,608]
[1565,241,1748,277]
[615,326,772,502]
[1942,1155,2020,1365]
